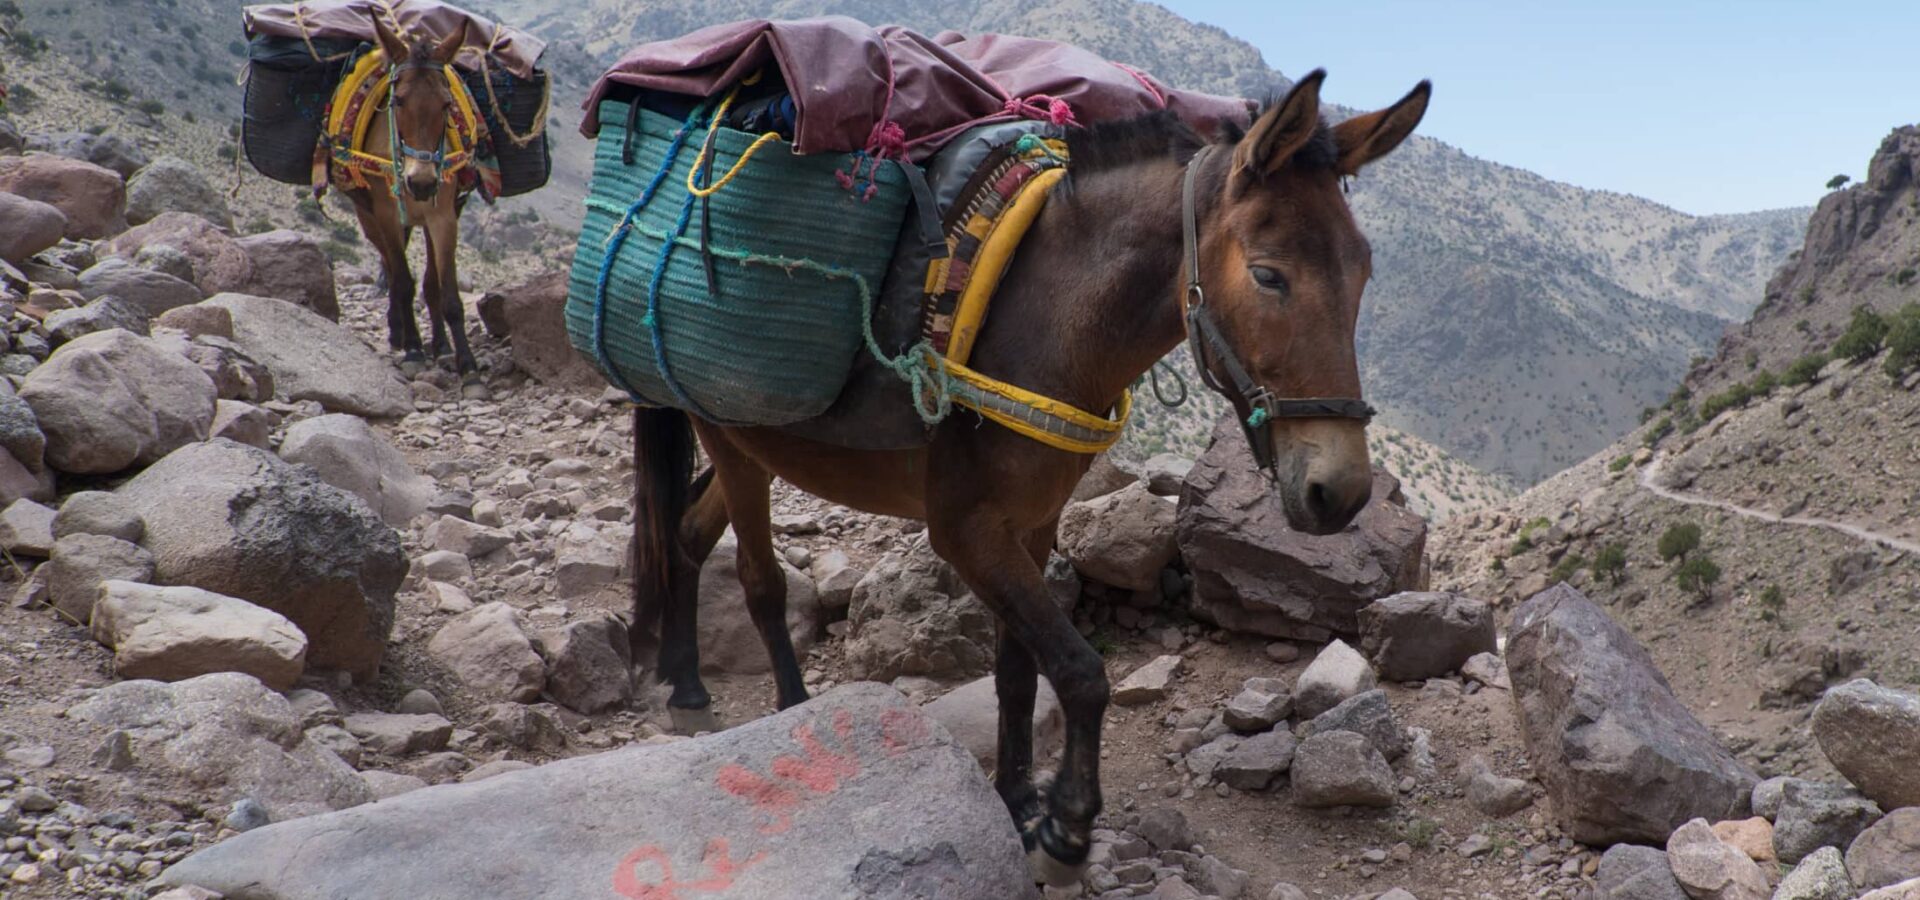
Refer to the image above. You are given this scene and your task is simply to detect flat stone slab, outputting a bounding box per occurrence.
[162,683,1037,900]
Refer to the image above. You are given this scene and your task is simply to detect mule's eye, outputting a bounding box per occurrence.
[1249,265,1288,295]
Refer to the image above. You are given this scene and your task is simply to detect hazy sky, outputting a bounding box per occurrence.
[1159,0,1920,216]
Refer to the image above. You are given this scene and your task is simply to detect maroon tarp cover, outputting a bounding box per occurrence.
[584,17,1254,160]
[244,0,546,78]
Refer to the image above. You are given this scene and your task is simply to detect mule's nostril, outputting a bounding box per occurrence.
[1306,481,1332,518]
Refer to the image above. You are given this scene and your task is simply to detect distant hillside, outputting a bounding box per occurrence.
[0,0,1807,486]
[1427,123,1920,778]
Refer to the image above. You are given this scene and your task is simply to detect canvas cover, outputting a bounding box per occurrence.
[244,0,545,78]
[584,17,1253,160]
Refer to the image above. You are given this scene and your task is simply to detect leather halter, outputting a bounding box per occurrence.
[1179,145,1375,478]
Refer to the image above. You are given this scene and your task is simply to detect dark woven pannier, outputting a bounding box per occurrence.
[241,35,356,186]
[458,66,551,197]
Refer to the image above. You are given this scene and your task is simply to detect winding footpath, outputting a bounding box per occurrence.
[1639,454,1920,557]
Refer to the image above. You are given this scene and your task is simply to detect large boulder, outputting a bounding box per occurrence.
[26,131,148,178]
[113,439,406,678]
[0,191,66,264]
[923,675,1065,773]
[105,212,253,296]
[278,414,432,527]
[426,603,546,703]
[1506,585,1757,844]
[1773,780,1883,865]
[48,534,156,621]
[1812,680,1920,810]
[1293,638,1379,718]
[159,684,1038,900]
[1595,844,1689,900]
[540,613,633,715]
[19,328,216,474]
[1848,808,1920,891]
[78,257,204,316]
[1176,417,1426,640]
[845,537,994,681]
[0,153,127,238]
[1357,591,1497,681]
[234,230,338,320]
[697,533,819,674]
[492,270,600,388]
[1290,730,1395,808]
[45,295,151,345]
[124,156,232,229]
[1055,481,1178,591]
[1665,818,1771,900]
[67,672,371,819]
[203,293,410,418]
[90,580,309,690]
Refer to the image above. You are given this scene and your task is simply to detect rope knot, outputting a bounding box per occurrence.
[864,119,907,160]
[1003,94,1079,127]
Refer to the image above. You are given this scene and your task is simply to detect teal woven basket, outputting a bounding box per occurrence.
[565,98,910,425]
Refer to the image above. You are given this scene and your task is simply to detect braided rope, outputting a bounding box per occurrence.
[473,33,551,149]
[591,104,702,401]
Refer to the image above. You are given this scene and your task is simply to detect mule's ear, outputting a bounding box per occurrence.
[371,14,409,62]
[1233,68,1326,179]
[432,20,469,66]
[1333,81,1431,176]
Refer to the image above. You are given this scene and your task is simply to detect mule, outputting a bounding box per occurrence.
[627,71,1429,884]
[343,16,479,374]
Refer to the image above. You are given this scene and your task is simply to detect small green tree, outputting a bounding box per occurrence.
[1827,174,1851,190]
[1674,555,1722,595]
[1757,584,1786,623]
[1833,306,1890,363]
[1882,303,1920,379]
[1782,352,1829,386]
[1657,523,1702,561]
[1592,543,1628,585]
[1550,554,1587,584]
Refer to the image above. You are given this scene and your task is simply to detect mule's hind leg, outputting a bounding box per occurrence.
[630,409,730,732]
[930,513,1105,887]
[692,421,811,711]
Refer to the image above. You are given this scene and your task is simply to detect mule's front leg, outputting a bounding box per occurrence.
[993,628,1044,825]
[932,521,1106,887]
[423,203,478,373]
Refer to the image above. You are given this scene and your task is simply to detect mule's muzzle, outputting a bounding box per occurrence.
[406,176,440,202]
[1300,467,1371,535]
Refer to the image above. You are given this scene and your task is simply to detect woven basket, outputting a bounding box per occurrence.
[564,98,909,425]
[242,51,347,185]
[459,67,551,197]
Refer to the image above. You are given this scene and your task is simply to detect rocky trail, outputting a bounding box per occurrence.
[1639,456,1920,558]
[2,115,1920,900]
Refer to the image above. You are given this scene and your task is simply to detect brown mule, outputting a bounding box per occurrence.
[342,16,479,374]
[627,71,1430,884]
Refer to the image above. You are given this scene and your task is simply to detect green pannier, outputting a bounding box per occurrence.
[564,97,911,426]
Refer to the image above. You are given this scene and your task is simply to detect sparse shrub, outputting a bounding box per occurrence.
[1644,416,1673,447]
[1674,555,1721,595]
[1749,369,1778,395]
[1799,286,1816,305]
[1782,352,1829,386]
[1550,554,1587,584]
[1896,267,1916,286]
[1757,584,1785,624]
[1510,534,1534,555]
[1881,303,1920,379]
[1833,306,1889,363]
[1592,543,1628,585]
[1488,557,1506,575]
[135,99,164,117]
[1698,383,1753,422]
[1398,818,1439,850]
[1609,455,1632,473]
[1657,523,1702,562]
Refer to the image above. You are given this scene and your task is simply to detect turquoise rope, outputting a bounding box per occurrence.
[1246,406,1270,428]
[590,102,703,402]
[641,182,716,420]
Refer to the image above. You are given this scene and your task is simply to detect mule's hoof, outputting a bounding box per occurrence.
[1026,841,1088,888]
[1022,817,1088,888]
[669,704,721,735]
[401,350,427,364]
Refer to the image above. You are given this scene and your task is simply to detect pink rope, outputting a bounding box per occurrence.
[1110,62,1168,109]
[1001,94,1079,127]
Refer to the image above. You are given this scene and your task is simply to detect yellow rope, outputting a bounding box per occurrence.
[684,74,780,199]
[474,24,552,148]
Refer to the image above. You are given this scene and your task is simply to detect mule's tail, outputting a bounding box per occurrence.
[628,406,710,710]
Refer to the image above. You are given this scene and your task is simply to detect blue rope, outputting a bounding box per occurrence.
[590,101,703,402]
[640,186,717,420]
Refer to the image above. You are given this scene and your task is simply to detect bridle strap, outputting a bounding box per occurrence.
[1177,145,1375,476]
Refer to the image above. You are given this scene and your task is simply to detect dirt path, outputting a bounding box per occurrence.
[1640,454,1920,557]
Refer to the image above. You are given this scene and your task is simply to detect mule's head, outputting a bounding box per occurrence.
[372,16,467,202]
[1197,70,1428,535]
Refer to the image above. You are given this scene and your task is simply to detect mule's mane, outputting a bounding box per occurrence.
[1064,97,1338,176]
